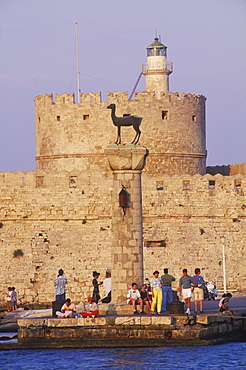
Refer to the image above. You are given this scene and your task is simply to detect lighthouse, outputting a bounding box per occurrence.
[142,38,173,93]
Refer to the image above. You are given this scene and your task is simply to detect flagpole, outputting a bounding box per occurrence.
[76,22,81,103]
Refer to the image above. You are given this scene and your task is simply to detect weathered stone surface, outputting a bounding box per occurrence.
[17,312,246,347]
[35,91,206,175]
[0,170,245,303]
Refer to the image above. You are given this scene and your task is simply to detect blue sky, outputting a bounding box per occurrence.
[0,0,245,172]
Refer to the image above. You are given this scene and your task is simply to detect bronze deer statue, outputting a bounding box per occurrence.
[107,103,142,145]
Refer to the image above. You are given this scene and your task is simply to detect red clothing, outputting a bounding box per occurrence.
[81,309,98,317]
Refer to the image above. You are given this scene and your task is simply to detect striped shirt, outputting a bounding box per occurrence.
[54,276,67,295]
[150,277,163,290]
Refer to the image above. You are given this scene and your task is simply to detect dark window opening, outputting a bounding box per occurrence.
[192,115,196,122]
[56,116,60,121]
[208,180,215,189]
[123,114,130,117]
[162,110,168,120]
[83,115,90,120]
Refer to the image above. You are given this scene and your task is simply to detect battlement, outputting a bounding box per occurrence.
[0,170,245,193]
[34,90,206,107]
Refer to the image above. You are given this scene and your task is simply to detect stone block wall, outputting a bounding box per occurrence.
[142,173,246,291]
[0,170,245,305]
[0,171,112,304]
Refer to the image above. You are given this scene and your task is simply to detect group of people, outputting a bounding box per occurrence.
[54,269,112,318]
[6,287,17,311]
[127,267,221,316]
[55,297,99,318]
[53,267,236,318]
[127,268,176,315]
[5,268,235,319]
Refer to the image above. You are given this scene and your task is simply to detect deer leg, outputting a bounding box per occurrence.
[131,127,141,145]
[115,126,121,145]
[135,129,141,144]
[131,132,138,144]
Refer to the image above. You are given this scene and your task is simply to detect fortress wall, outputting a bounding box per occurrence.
[142,173,246,291]
[0,171,113,303]
[35,91,206,175]
[0,171,245,304]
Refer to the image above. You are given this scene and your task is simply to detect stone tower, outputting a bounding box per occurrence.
[35,39,206,176]
[142,37,173,93]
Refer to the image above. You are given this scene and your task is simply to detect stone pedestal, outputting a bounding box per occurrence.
[105,144,148,305]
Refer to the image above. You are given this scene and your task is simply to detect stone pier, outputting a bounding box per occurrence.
[105,144,148,305]
[6,312,245,349]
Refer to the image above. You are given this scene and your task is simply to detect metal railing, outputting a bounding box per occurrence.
[142,62,173,73]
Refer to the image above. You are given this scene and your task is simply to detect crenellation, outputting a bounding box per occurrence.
[107,91,129,102]
[80,92,102,104]
[55,93,75,104]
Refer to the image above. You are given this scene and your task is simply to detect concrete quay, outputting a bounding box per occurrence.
[0,311,244,349]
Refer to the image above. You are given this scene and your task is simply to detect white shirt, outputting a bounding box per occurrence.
[54,275,67,295]
[103,277,111,296]
[85,302,98,312]
[127,288,141,300]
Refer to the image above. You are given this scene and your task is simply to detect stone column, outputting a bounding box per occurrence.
[105,144,148,304]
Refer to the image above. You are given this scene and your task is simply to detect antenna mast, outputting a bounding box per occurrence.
[76,22,81,103]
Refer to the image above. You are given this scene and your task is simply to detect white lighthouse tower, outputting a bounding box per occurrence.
[142,38,173,93]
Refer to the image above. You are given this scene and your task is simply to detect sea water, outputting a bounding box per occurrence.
[0,342,245,369]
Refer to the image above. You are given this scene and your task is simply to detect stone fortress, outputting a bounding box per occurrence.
[0,38,245,306]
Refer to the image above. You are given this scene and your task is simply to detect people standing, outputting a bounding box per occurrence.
[54,269,67,301]
[92,271,102,303]
[150,271,163,315]
[179,269,194,315]
[10,287,17,311]
[102,271,111,303]
[6,287,12,311]
[192,268,205,313]
[161,268,175,312]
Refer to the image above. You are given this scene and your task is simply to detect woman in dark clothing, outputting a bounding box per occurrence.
[92,271,102,303]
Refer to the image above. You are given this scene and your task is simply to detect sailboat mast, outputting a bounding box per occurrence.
[76,22,81,103]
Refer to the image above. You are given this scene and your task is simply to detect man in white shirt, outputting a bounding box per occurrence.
[56,298,76,318]
[127,283,143,314]
[54,269,67,301]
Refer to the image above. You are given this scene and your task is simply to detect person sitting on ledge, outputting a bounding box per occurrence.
[81,297,99,318]
[127,283,143,314]
[56,298,76,318]
[140,284,151,313]
[219,293,237,326]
